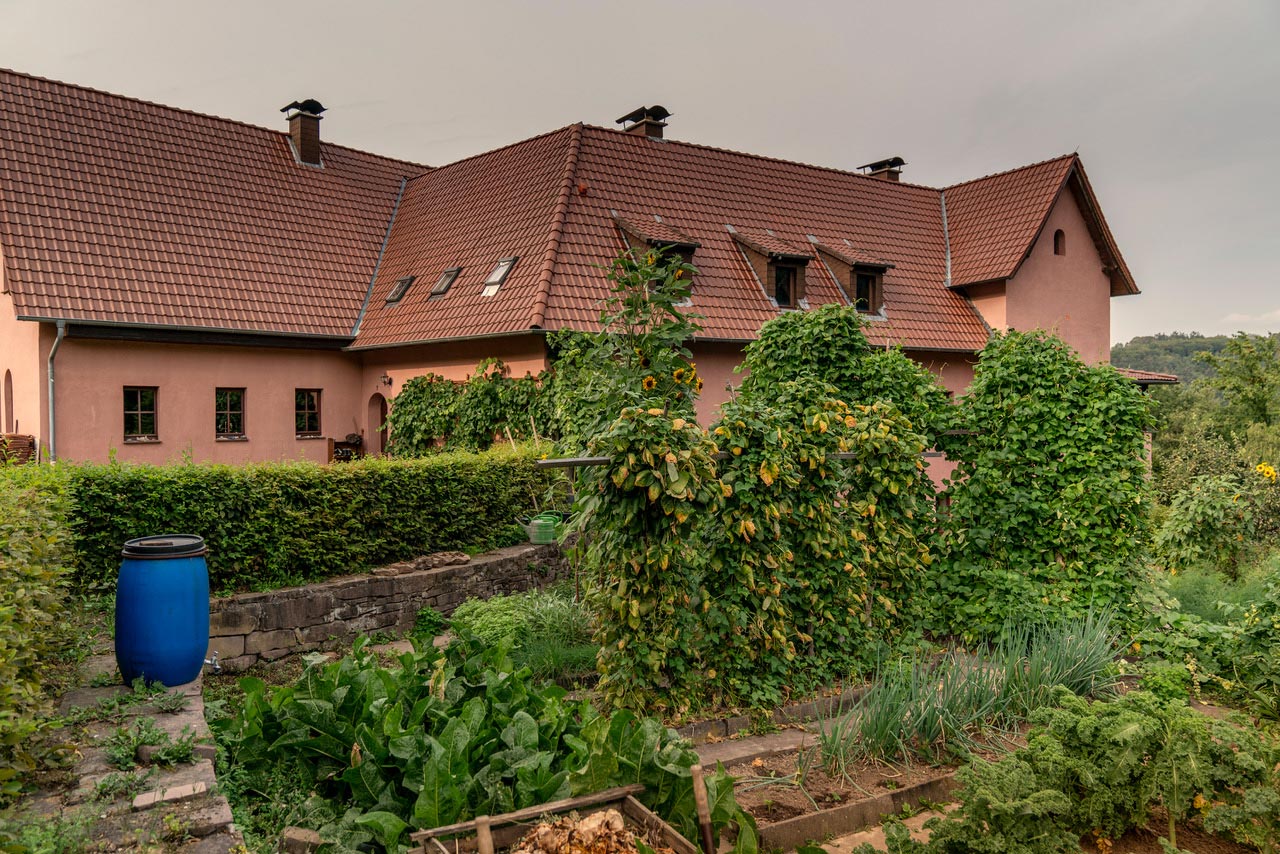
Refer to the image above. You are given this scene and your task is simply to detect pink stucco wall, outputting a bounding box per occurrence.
[51,339,362,464]
[690,342,747,424]
[1004,190,1112,364]
[0,292,43,443]
[963,282,1005,332]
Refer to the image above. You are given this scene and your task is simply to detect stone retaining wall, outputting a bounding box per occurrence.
[207,543,568,671]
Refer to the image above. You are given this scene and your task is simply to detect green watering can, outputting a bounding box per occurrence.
[517,512,561,545]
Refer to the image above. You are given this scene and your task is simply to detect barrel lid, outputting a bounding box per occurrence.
[122,534,206,558]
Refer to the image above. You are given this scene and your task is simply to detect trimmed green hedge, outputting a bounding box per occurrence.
[6,448,557,594]
[0,482,71,782]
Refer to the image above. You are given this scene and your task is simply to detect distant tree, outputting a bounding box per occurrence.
[1111,331,1233,383]
[1196,332,1280,429]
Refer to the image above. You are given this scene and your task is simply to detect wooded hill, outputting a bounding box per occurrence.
[1110,332,1239,382]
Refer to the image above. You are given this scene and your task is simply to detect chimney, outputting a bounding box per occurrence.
[857,156,906,182]
[281,99,326,166]
[616,105,671,140]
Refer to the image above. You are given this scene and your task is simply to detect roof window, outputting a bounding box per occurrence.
[481,257,518,297]
[386,275,416,304]
[431,267,462,297]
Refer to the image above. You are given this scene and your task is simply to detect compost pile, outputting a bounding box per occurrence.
[510,809,673,854]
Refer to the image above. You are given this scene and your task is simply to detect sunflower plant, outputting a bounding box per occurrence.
[547,248,703,451]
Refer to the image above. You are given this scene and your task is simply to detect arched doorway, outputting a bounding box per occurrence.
[367,393,388,456]
[3,370,12,433]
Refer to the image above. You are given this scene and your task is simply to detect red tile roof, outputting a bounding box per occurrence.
[0,68,425,337]
[1114,367,1179,385]
[0,70,1133,354]
[943,155,1076,286]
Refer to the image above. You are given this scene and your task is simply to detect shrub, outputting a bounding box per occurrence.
[0,482,73,797]
[932,331,1153,637]
[15,447,558,594]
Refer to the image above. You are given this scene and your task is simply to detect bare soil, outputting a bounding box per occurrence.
[727,750,957,824]
[1080,811,1255,854]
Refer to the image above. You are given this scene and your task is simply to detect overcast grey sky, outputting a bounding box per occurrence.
[2,0,1277,344]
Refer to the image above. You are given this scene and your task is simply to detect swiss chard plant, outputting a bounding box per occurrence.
[213,637,757,854]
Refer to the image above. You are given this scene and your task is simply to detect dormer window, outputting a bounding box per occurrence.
[481,257,517,297]
[774,264,798,307]
[385,275,416,304]
[431,267,461,297]
[731,230,813,309]
[853,267,883,314]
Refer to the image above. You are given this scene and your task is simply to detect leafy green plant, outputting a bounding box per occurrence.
[0,482,73,799]
[151,690,189,714]
[213,637,757,854]
[103,719,197,770]
[932,330,1154,637]
[1155,474,1256,573]
[410,606,448,640]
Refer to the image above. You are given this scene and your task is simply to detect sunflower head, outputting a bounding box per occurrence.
[642,376,657,391]
[673,368,687,382]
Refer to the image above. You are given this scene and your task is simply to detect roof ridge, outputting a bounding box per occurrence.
[579,124,945,193]
[943,152,1077,191]
[404,125,581,187]
[0,66,429,173]
[530,124,584,330]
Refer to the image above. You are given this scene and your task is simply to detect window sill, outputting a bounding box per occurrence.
[123,438,161,444]
[216,436,249,443]
[295,434,325,441]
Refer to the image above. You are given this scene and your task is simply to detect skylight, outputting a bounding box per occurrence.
[385,275,416,304]
[481,257,518,297]
[431,267,462,296]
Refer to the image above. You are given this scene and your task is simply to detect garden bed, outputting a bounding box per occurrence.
[727,747,965,851]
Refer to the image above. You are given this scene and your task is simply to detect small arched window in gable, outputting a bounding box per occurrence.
[1053,229,1066,256]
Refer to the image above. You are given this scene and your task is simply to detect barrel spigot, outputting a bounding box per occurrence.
[204,650,222,675]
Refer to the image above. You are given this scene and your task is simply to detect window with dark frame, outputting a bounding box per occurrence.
[1053,229,1066,256]
[123,386,158,441]
[295,388,322,437]
[215,388,246,438]
[431,267,462,296]
[385,275,416,304]
[481,257,518,297]
[854,270,881,313]
[774,264,796,307]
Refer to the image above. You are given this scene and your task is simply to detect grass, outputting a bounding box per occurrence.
[817,611,1120,773]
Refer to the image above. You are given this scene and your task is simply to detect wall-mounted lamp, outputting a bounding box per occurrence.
[380,372,393,387]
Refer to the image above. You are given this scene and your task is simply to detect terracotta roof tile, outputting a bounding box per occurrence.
[544,127,990,350]
[1114,367,1179,384]
[0,68,424,336]
[0,70,1118,355]
[613,213,700,248]
[351,127,580,348]
[943,154,1076,286]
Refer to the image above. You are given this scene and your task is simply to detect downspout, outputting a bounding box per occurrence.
[47,319,67,461]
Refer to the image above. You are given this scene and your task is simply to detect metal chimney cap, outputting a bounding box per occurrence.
[616,105,671,126]
[281,99,327,116]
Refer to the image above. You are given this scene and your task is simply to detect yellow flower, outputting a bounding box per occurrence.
[674,269,684,279]
[1193,794,1206,810]
[721,482,733,497]
[1131,641,1141,653]
[674,368,687,382]
[695,378,704,392]
[642,376,657,391]
[672,418,686,429]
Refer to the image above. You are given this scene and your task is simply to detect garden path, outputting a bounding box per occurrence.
[27,648,243,852]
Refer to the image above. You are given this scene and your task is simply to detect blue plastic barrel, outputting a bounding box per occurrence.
[115,534,210,687]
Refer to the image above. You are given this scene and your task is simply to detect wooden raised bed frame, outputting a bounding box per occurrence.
[407,784,705,854]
